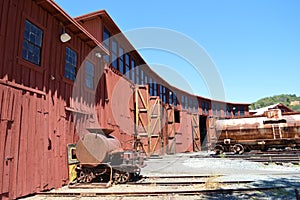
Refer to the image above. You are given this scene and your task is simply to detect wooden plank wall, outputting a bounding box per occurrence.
[104,69,135,150]
[0,0,98,199]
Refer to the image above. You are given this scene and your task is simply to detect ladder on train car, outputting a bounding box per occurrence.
[271,124,282,139]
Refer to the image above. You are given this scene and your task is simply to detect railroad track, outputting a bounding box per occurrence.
[37,186,292,197]
[248,150,300,155]
[131,175,253,186]
[32,152,300,199]
[36,174,300,199]
[68,180,253,188]
[68,175,253,187]
[128,180,253,186]
[208,151,300,164]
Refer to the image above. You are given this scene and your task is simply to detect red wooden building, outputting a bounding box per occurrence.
[74,10,250,154]
[0,0,109,199]
[0,1,249,199]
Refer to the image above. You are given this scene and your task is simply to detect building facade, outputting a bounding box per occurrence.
[0,1,249,199]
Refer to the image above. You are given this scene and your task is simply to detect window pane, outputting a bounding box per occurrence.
[163,87,166,103]
[112,39,117,53]
[160,85,163,100]
[111,39,118,69]
[125,54,130,78]
[153,81,157,96]
[22,20,43,65]
[112,54,118,69]
[65,47,77,81]
[206,102,209,114]
[185,96,188,110]
[140,70,144,85]
[240,106,245,116]
[119,47,124,74]
[103,55,109,63]
[119,47,124,57]
[103,27,110,50]
[149,78,153,96]
[181,96,185,109]
[135,66,139,84]
[173,92,177,106]
[131,60,135,83]
[85,61,94,89]
[169,91,173,105]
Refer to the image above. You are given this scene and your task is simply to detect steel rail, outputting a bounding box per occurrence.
[141,175,222,179]
[37,186,289,197]
[210,154,300,159]
[210,153,300,162]
[128,180,253,186]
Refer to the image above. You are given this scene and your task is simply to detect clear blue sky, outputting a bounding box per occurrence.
[54,0,300,103]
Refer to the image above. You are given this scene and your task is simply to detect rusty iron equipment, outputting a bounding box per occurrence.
[73,129,144,185]
[211,109,300,154]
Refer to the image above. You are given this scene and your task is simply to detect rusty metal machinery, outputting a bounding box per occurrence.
[74,131,144,184]
[76,133,123,165]
[212,109,300,154]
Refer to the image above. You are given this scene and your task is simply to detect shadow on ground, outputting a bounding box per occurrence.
[200,177,300,200]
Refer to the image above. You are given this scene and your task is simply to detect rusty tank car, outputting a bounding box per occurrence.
[74,129,144,184]
[212,109,300,154]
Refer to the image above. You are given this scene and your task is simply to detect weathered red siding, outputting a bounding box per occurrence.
[75,10,251,155]
[0,0,107,199]
[0,1,251,199]
[103,69,135,149]
[77,17,103,44]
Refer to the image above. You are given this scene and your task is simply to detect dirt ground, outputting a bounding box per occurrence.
[20,152,300,200]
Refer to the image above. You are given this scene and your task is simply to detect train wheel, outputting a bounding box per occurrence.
[86,170,95,183]
[119,172,130,183]
[214,145,224,155]
[114,171,130,184]
[233,144,244,154]
[78,171,86,183]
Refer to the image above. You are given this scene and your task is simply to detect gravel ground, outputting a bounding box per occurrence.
[20,152,300,200]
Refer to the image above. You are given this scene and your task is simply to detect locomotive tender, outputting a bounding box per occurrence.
[74,129,144,184]
[212,109,300,154]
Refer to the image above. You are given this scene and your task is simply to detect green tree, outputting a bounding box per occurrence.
[250,94,300,112]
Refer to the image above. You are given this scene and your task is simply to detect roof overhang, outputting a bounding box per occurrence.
[35,0,108,55]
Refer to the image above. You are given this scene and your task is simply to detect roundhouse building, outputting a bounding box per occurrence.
[0,0,249,199]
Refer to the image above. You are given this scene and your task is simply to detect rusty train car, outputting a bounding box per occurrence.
[211,109,300,154]
[74,129,143,184]
[0,0,250,199]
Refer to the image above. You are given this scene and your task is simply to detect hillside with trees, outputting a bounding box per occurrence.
[249,94,300,112]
